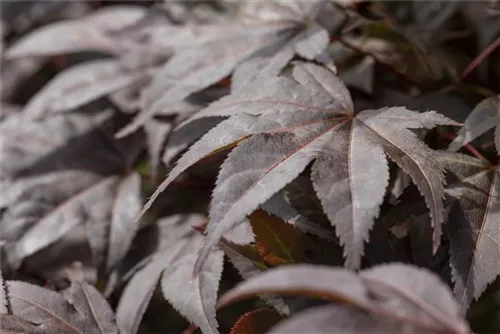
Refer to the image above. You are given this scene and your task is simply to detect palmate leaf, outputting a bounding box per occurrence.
[118,0,337,136]
[0,111,144,272]
[141,62,457,271]
[219,264,470,334]
[2,273,118,334]
[116,214,223,334]
[447,95,500,155]
[440,152,500,312]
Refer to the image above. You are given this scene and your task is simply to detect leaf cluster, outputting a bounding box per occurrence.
[1,1,499,333]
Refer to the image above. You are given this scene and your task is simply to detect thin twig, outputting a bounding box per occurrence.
[460,36,500,80]
[441,36,500,93]
[439,131,489,162]
[182,323,197,334]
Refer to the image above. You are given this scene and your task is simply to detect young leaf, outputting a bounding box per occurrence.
[221,237,291,316]
[440,152,500,312]
[447,95,500,154]
[248,210,309,265]
[146,62,456,272]
[230,308,282,334]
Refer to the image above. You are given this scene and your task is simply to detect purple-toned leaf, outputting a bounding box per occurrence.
[5,6,147,58]
[440,152,500,312]
[66,274,118,334]
[218,264,369,309]
[117,214,223,334]
[168,62,455,274]
[268,305,406,334]
[219,263,469,334]
[0,111,144,270]
[117,1,333,136]
[22,60,146,120]
[447,95,500,154]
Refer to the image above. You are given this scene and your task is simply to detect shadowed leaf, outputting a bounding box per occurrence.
[230,308,282,334]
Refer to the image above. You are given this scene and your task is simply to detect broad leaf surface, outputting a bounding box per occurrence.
[0,314,41,333]
[361,264,466,332]
[218,264,369,308]
[219,263,469,334]
[5,278,118,334]
[141,62,456,271]
[267,305,445,334]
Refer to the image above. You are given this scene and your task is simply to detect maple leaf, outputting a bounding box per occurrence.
[117,0,337,136]
[218,263,470,334]
[140,62,458,271]
[0,111,144,273]
[1,270,119,333]
[440,152,500,313]
[447,95,500,155]
[3,4,200,181]
[115,214,223,334]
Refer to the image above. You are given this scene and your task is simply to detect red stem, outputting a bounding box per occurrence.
[460,36,500,81]
[183,323,197,334]
[439,132,488,162]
